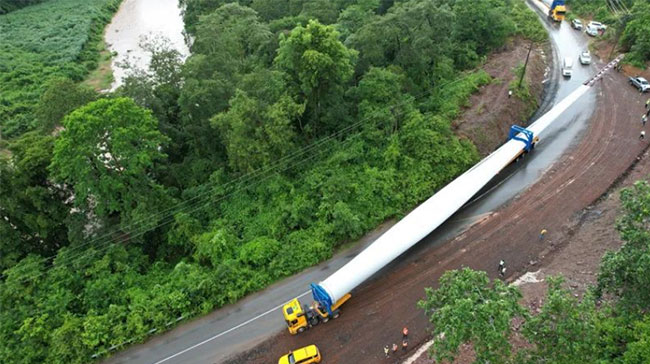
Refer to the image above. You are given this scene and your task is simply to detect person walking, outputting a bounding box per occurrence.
[392,343,398,353]
[402,327,409,339]
[643,114,648,127]
[498,260,505,274]
[645,98,650,110]
[539,228,548,241]
[402,339,408,351]
[384,345,390,358]
[641,130,646,140]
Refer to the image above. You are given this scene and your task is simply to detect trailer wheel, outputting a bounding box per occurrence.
[333,311,340,319]
[322,316,330,323]
[298,327,306,333]
[310,317,319,326]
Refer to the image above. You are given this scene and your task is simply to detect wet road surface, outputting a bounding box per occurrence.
[102,3,601,363]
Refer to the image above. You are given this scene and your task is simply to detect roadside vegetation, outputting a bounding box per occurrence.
[0,0,546,363]
[420,180,650,363]
[567,0,650,67]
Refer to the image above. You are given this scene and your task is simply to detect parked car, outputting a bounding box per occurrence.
[571,19,583,30]
[587,21,607,31]
[579,51,591,65]
[585,25,599,37]
[629,76,650,93]
[562,57,574,77]
[278,345,322,364]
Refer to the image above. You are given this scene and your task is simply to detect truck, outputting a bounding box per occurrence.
[282,290,351,334]
[629,76,650,93]
[547,0,566,22]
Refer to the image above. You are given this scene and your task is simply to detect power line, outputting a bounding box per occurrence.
[5,73,479,286]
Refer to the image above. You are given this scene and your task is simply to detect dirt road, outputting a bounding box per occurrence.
[228,61,650,364]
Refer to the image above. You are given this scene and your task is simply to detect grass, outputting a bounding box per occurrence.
[0,0,122,138]
[83,39,115,91]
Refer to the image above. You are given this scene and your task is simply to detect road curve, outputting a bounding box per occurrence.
[103,4,598,364]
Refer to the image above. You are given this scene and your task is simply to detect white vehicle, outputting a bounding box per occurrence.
[579,51,592,65]
[586,25,599,37]
[587,21,607,31]
[562,57,573,77]
[571,19,583,30]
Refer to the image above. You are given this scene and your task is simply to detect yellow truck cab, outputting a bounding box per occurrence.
[547,0,566,22]
[282,293,351,334]
[278,345,322,364]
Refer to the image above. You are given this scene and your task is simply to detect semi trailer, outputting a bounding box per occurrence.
[283,56,623,334]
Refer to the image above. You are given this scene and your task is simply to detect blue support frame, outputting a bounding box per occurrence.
[508,125,535,152]
[310,283,333,315]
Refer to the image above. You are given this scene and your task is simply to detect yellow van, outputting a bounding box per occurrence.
[278,345,322,364]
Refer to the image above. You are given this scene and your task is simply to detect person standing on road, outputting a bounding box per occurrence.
[539,228,548,241]
[645,98,650,109]
[498,260,505,274]
[384,345,390,358]
[402,339,408,351]
[402,327,409,339]
[392,343,398,353]
[642,115,648,126]
[641,131,646,140]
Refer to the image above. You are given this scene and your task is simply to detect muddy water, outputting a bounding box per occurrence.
[105,0,189,90]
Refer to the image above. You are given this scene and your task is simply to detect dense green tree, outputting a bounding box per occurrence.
[300,0,339,24]
[35,78,97,132]
[275,19,357,134]
[354,67,414,140]
[347,0,455,88]
[212,70,304,173]
[519,277,601,363]
[118,38,188,169]
[418,268,526,364]
[598,180,650,312]
[49,98,170,228]
[619,1,650,66]
[0,132,70,270]
[179,0,237,33]
[451,0,514,60]
[623,316,650,363]
[336,0,379,40]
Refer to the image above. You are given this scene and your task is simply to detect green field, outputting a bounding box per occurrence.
[0,0,121,138]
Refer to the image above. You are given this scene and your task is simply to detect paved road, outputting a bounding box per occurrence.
[103,4,598,364]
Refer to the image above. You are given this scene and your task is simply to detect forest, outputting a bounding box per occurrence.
[0,0,647,363]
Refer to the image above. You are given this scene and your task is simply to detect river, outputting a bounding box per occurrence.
[104,0,190,90]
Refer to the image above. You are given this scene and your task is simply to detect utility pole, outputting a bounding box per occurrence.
[518,40,534,89]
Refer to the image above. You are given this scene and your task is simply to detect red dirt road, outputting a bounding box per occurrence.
[227,71,648,364]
